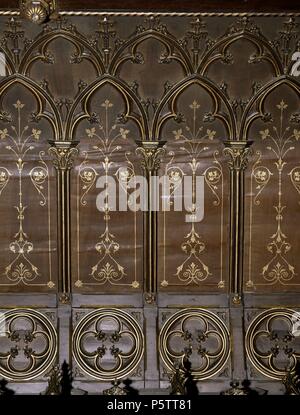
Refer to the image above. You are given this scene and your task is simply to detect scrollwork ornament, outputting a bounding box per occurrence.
[0,167,10,197]
[289,166,300,204]
[247,101,300,288]
[0,100,54,288]
[29,151,49,206]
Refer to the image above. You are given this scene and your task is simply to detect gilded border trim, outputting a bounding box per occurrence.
[0,11,300,17]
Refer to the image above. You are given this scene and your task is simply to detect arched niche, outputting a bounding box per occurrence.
[0,80,58,292]
[155,79,232,292]
[70,80,144,293]
[243,79,300,292]
[21,34,102,102]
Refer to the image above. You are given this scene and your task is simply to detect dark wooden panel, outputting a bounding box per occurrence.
[0,0,299,12]
[0,11,299,393]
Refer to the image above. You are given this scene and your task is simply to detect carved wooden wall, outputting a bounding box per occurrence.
[0,10,299,394]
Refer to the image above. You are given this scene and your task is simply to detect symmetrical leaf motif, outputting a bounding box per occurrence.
[247,101,300,288]
[0,101,54,288]
[75,99,139,289]
[161,99,224,288]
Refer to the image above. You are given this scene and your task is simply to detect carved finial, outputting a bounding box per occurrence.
[167,361,191,395]
[103,379,128,395]
[227,16,260,36]
[97,16,116,67]
[283,362,300,395]
[4,17,24,65]
[43,361,73,396]
[169,366,187,395]
[45,365,61,395]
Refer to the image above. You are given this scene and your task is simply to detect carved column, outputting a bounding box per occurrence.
[136,141,166,305]
[49,141,79,301]
[223,141,252,305]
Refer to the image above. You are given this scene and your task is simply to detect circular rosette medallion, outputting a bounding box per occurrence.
[72,309,144,380]
[245,308,300,379]
[159,308,230,380]
[0,309,57,381]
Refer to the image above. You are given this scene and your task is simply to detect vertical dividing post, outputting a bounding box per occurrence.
[136,141,166,305]
[49,141,78,303]
[223,140,252,305]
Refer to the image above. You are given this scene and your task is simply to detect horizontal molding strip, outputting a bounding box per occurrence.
[0,11,300,17]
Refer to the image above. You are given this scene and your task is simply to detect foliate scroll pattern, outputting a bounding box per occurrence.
[0,309,57,381]
[160,98,225,289]
[289,166,300,199]
[245,308,300,380]
[75,98,140,290]
[247,101,300,289]
[0,101,55,289]
[72,309,144,381]
[159,308,230,380]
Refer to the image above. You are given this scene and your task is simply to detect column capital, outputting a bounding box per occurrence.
[223,140,253,171]
[48,141,79,171]
[135,140,166,300]
[136,140,166,172]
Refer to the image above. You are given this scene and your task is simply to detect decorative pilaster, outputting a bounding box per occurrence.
[49,141,79,301]
[136,141,166,304]
[223,141,253,305]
